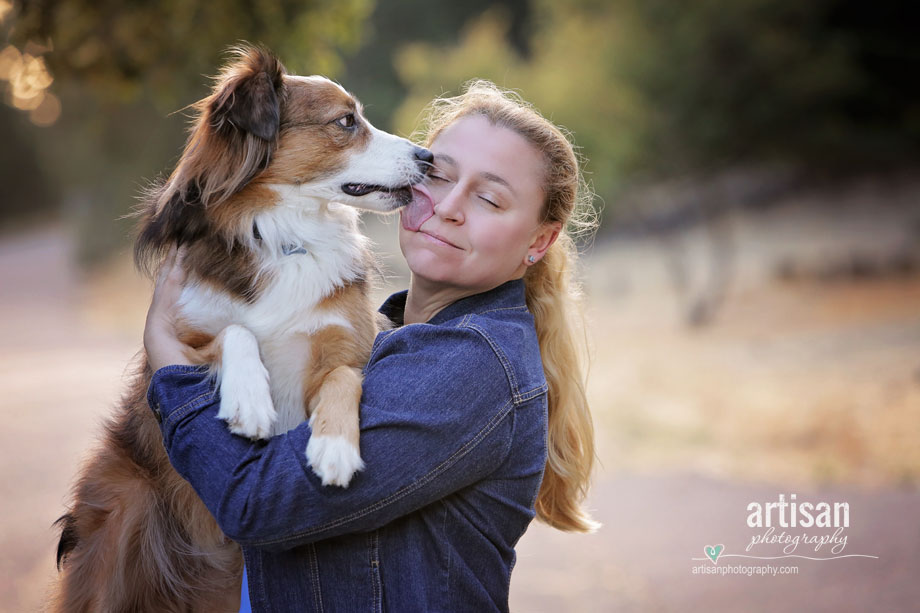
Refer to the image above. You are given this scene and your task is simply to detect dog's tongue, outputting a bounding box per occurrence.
[401,186,434,231]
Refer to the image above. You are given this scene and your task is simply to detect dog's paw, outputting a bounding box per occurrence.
[305,436,364,487]
[218,360,276,440]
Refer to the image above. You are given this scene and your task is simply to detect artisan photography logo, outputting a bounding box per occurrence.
[690,494,878,576]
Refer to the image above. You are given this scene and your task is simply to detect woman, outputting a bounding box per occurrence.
[144,80,597,612]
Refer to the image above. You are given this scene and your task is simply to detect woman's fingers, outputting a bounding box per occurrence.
[169,245,188,285]
[144,244,194,370]
[152,245,187,310]
[157,245,186,288]
[156,244,177,285]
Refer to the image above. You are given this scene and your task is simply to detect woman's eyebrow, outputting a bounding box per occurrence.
[480,171,515,195]
[434,154,516,195]
[433,153,457,167]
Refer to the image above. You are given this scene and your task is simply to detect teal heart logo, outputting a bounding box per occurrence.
[705,544,724,564]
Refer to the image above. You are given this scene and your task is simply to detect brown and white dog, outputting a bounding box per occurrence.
[52,45,431,611]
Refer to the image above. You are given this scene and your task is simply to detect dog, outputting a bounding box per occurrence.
[52,45,431,611]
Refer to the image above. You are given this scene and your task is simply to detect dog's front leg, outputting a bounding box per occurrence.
[211,324,277,439]
[305,365,365,487]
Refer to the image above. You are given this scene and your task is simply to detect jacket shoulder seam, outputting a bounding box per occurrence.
[477,305,528,315]
[460,317,520,396]
[460,316,525,400]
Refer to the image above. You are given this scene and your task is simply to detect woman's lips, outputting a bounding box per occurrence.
[419,229,461,249]
[400,185,434,231]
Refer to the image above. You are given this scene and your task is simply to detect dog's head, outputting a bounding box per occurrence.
[136,45,431,272]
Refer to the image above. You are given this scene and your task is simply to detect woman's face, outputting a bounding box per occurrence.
[398,114,558,294]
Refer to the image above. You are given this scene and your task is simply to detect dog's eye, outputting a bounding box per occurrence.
[334,113,357,129]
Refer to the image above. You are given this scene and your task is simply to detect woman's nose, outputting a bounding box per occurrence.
[434,186,464,224]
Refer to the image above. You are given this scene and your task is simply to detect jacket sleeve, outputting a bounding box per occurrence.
[149,323,516,551]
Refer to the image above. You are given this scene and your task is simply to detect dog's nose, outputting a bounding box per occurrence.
[413,146,434,169]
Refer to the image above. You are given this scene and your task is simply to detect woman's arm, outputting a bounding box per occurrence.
[149,326,515,551]
[144,251,516,551]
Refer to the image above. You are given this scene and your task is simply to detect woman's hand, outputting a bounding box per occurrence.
[143,245,194,371]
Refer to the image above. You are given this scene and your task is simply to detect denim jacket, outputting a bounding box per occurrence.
[147,279,549,612]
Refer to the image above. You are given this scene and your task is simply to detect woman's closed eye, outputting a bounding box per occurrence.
[479,194,499,208]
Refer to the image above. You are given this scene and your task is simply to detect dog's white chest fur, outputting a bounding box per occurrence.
[178,196,369,433]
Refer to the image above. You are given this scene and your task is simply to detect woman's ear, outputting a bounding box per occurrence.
[526,221,562,265]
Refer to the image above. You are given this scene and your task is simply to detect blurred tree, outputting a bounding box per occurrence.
[392,1,639,207]
[620,0,920,172]
[3,0,372,263]
[0,102,58,224]
[392,0,920,216]
[338,0,531,130]
[11,0,372,102]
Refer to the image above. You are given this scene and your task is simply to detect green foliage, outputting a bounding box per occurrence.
[12,0,373,106]
[393,2,640,207]
[392,0,920,212]
[618,0,863,170]
[337,0,531,129]
[5,0,371,263]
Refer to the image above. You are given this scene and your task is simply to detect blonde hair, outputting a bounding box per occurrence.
[415,80,599,532]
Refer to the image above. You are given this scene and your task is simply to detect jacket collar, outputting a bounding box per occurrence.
[379,279,527,328]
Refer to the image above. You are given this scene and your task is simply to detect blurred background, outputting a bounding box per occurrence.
[1,0,919,610]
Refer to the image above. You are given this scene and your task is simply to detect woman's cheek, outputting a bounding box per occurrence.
[476,221,514,259]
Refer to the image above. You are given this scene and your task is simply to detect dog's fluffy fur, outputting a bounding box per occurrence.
[52,45,429,611]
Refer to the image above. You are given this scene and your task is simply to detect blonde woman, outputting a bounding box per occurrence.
[144,80,598,612]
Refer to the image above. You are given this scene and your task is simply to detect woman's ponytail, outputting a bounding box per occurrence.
[525,234,598,532]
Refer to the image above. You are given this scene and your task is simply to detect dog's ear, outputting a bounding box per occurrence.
[188,44,286,202]
[174,44,286,208]
[210,45,285,142]
[133,45,286,274]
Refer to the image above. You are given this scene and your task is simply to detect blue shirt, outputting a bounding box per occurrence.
[147,279,549,612]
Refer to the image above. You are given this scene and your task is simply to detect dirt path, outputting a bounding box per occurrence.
[0,228,145,609]
[1,225,918,612]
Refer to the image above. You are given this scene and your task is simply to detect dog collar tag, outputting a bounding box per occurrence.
[282,244,309,256]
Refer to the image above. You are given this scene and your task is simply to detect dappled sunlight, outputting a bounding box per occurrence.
[0,43,60,126]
